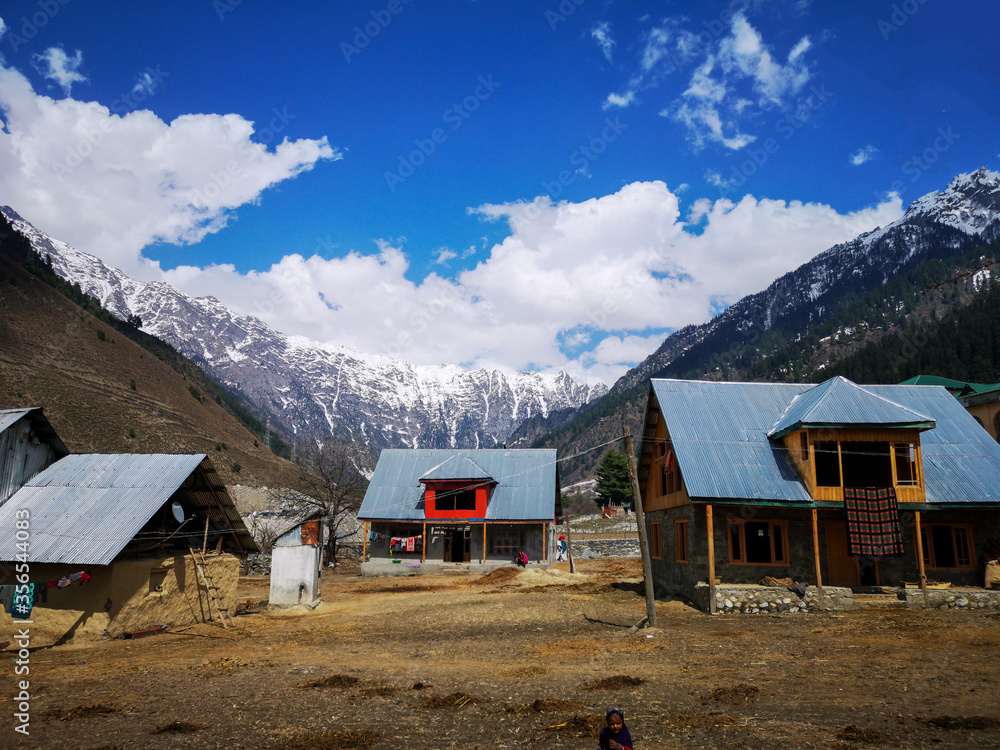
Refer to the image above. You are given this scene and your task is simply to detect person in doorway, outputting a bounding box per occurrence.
[598,707,633,750]
[515,549,528,567]
[557,535,567,562]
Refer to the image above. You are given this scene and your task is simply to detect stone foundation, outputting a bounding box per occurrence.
[902,588,1000,610]
[692,583,854,614]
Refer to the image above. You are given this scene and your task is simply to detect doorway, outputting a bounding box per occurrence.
[443,528,470,563]
[825,521,879,586]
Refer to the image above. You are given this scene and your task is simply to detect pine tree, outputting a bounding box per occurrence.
[594,449,633,508]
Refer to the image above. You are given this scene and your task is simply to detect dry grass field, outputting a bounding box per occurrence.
[3,558,1000,749]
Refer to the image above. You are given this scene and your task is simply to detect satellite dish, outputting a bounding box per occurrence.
[171,501,185,524]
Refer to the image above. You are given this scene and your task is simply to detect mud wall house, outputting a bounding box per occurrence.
[0,448,258,645]
[269,513,323,606]
[638,377,1000,610]
[358,449,560,575]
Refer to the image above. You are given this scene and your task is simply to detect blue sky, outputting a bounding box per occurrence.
[0,1,997,384]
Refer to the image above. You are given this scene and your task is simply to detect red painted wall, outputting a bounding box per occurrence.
[423,481,489,519]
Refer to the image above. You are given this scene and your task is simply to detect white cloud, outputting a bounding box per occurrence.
[603,12,813,151]
[603,91,637,109]
[157,181,902,386]
[32,47,87,95]
[132,71,157,96]
[0,17,7,39]
[592,22,615,62]
[0,59,339,278]
[850,145,878,166]
[433,247,457,264]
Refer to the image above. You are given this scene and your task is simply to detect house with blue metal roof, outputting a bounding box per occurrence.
[0,410,257,643]
[639,377,1000,612]
[358,449,560,575]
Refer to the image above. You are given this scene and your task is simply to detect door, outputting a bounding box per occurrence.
[825,521,860,587]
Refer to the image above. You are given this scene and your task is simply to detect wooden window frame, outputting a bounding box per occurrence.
[918,523,975,569]
[649,521,662,559]
[674,519,689,564]
[893,443,918,486]
[727,519,790,566]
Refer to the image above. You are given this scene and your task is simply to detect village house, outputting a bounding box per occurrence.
[0,408,257,644]
[639,377,1000,613]
[900,374,1000,442]
[358,449,561,575]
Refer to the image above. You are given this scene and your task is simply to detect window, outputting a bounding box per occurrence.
[841,441,892,487]
[919,524,974,568]
[674,520,688,563]
[435,488,477,512]
[814,441,841,487]
[650,521,662,559]
[489,530,523,557]
[728,520,790,566]
[662,448,682,495]
[994,413,1000,443]
[894,443,918,486]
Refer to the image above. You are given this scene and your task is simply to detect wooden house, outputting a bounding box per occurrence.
[639,377,1000,611]
[358,449,560,575]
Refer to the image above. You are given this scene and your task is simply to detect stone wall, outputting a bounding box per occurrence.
[569,539,640,558]
[692,583,854,614]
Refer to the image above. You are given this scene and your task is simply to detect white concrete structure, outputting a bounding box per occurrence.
[268,516,323,606]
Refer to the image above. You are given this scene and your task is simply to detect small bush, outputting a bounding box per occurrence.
[97,329,106,341]
[128,428,136,439]
[129,379,136,391]
[232,463,242,473]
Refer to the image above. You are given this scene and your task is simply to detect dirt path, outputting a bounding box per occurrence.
[3,559,1000,749]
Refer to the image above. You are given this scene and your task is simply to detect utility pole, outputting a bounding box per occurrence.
[624,424,657,628]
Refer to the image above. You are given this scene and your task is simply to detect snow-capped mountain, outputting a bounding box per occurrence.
[0,206,607,450]
[613,167,1000,393]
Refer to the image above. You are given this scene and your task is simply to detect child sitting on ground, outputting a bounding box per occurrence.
[598,706,633,750]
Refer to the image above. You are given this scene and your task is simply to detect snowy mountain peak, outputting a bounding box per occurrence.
[1,206,606,451]
[903,167,1000,236]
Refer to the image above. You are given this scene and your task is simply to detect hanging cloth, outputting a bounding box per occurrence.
[844,487,904,558]
[12,584,34,620]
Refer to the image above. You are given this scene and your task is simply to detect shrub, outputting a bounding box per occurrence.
[129,428,136,439]
[129,379,136,391]
[97,329,106,341]
[232,462,242,473]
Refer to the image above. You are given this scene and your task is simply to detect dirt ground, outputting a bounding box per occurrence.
[4,558,1000,749]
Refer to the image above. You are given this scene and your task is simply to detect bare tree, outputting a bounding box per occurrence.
[270,431,374,566]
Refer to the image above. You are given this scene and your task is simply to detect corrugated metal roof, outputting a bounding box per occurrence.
[648,378,1000,506]
[420,455,494,482]
[0,453,257,564]
[360,449,557,521]
[0,407,69,506]
[768,376,934,438]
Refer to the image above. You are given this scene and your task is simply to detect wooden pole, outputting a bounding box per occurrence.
[624,424,657,628]
[202,516,210,556]
[706,504,717,615]
[422,522,427,564]
[564,515,576,574]
[811,508,824,609]
[915,510,928,608]
[542,522,547,563]
[362,521,368,563]
[482,522,486,564]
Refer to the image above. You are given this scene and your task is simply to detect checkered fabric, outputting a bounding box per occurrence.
[844,487,905,558]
